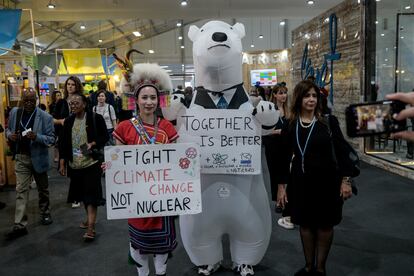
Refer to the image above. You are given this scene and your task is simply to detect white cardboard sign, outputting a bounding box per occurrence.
[176,109,261,175]
[105,143,201,219]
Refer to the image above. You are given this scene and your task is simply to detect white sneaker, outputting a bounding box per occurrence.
[71,202,81,208]
[233,264,255,276]
[277,216,294,230]
[198,262,220,275]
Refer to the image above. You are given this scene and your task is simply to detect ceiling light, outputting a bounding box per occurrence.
[258,34,263,39]
[385,59,388,61]
[177,21,182,27]
[47,1,56,9]
[148,49,155,54]
[133,31,142,37]
[98,39,103,43]
[178,36,183,40]
[307,0,315,5]
[280,21,286,26]
[80,24,86,30]
[375,20,378,24]
[401,36,404,39]
[180,0,188,6]
[250,44,255,48]
[405,5,411,10]
[380,33,385,37]
[180,45,185,49]
[376,0,381,2]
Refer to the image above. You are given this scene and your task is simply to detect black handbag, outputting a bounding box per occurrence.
[325,115,360,195]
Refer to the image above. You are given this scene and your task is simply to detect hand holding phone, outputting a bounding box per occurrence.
[80,143,92,155]
[385,92,414,141]
[345,100,406,137]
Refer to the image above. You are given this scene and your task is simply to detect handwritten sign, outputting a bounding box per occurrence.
[104,143,201,219]
[176,109,261,175]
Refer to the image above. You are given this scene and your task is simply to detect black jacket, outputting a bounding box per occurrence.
[59,111,108,162]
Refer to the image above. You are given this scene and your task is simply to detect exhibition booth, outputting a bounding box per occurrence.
[0,0,413,185]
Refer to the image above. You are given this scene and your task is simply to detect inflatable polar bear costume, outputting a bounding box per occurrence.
[163,20,278,275]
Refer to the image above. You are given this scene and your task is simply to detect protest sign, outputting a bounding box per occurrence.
[176,109,261,174]
[105,143,201,219]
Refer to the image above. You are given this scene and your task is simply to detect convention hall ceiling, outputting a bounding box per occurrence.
[2,0,346,54]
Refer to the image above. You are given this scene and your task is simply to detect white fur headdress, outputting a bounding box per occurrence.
[118,63,173,96]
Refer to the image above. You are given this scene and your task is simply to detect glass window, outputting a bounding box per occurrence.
[365,0,414,167]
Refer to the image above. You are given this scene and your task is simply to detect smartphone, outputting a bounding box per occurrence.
[80,143,91,155]
[345,100,406,137]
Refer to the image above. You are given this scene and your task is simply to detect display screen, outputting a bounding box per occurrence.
[354,102,393,135]
[250,69,277,86]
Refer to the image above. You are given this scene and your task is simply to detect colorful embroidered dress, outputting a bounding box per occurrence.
[113,117,179,254]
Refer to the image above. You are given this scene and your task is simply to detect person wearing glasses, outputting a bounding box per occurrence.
[59,94,108,241]
[5,88,55,240]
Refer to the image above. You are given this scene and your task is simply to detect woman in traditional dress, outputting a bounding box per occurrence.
[113,63,178,276]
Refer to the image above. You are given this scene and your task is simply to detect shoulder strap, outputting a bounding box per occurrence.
[15,108,23,132]
[91,112,98,142]
[325,114,338,166]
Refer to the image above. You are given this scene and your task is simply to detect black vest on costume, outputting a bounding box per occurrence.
[193,84,249,109]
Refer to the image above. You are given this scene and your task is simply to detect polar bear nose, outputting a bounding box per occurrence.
[212,32,228,42]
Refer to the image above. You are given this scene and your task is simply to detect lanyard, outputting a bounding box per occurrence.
[130,116,158,144]
[296,118,316,173]
[20,109,36,131]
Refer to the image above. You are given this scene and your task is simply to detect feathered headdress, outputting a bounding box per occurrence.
[113,49,172,96]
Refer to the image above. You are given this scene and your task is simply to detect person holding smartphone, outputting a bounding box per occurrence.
[277,80,352,276]
[387,92,414,142]
[112,63,178,276]
[59,94,108,241]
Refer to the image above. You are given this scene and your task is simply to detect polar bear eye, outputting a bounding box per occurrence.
[230,27,233,30]
[200,29,204,32]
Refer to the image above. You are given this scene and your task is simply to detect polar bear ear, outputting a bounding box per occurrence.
[233,23,245,39]
[188,25,200,42]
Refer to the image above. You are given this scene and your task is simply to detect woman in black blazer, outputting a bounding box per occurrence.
[59,93,108,241]
[277,80,352,276]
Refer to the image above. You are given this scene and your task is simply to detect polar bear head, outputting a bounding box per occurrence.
[188,20,245,89]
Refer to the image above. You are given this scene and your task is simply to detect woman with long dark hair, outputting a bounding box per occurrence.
[112,63,178,276]
[263,83,294,229]
[277,80,352,276]
[54,76,83,207]
[59,93,108,241]
[49,90,62,162]
[93,90,117,145]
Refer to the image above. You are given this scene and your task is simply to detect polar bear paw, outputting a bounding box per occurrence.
[162,94,186,121]
[252,100,279,127]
